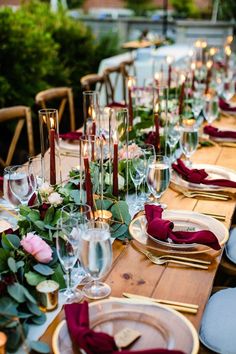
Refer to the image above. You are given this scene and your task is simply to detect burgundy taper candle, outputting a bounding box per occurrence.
[84,156,93,208]
[112,142,118,197]
[49,127,56,185]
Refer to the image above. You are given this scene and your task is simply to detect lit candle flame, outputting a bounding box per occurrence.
[88,106,96,120]
[226,35,233,44]
[188,49,194,58]
[206,60,213,69]
[191,62,196,71]
[154,102,159,113]
[42,115,47,124]
[201,41,207,48]
[225,45,231,57]
[180,74,185,84]
[82,142,88,157]
[209,47,217,56]
[166,55,173,64]
[50,117,55,129]
[195,40,201,48]
[127,76,135,89]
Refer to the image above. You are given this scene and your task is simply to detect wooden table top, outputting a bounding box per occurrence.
[41,114,236,352]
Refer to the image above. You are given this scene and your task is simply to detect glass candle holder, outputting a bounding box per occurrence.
[83,91,99,135]
[39,109,62,186]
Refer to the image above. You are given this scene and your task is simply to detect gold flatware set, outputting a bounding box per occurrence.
[121,293,199,314]
[131,241,210,270]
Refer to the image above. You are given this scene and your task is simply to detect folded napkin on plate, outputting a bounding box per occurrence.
[204,125,236,139]
[219,98,236,112]
[172,159,236,188]
[64,302,185,354]
[0,176,3,192]
[145,204,220,250]
[59,131,82,140]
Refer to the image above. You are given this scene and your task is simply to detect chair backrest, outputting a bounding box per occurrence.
[35,87,76,131]
[0,106,35,168]
[80,73,111,103]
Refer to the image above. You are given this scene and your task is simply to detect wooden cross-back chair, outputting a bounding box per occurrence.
[120,59,135,103]
[103,63,124,104]
[35,87,76,131]
[80,73,111,104]
[0,106,35,168]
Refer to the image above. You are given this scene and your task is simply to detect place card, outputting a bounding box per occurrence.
[114,327,141,348]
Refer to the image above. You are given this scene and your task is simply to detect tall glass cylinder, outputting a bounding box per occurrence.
[83,91,99,135]
[153,84,168,155]
[39,109,61,186]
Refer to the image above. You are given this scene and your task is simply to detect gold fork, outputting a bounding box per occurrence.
[131,242,209,269]
[180,190,230,201]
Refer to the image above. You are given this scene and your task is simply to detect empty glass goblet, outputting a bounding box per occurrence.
[129,150,146,213]
[9,164,36,206]
[180,126,199,166]
[3,166,20,209]
[79,221,112,300]
[146,155,170,208]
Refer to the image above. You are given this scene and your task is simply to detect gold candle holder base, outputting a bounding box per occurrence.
[94,210,112,224]
[36,280,59,312]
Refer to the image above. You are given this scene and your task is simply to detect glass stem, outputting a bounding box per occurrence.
[135,185,138,205]
[66,268,72,294]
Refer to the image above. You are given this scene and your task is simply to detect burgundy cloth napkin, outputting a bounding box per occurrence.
[219,97,236,112]
[64,302,185,354]
[0,176,3,193]
[172,159,236,188]
[59,131,82,140]
[145,204,220,250]
[107,101,127,109]
[204,125,236,139]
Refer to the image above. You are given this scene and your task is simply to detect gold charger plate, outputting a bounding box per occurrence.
[129,210,228,255]
[52,298,199,354]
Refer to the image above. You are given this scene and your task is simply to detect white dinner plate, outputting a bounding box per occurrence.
[129,210,228,254]
[171,163,236,192]
[52,299,199,354]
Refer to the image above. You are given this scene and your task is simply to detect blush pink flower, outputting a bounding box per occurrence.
[20,233,53,264]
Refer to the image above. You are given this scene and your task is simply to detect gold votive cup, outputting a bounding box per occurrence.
[36,280,59,312]
[94,210,112,224]
[0,332,7,354]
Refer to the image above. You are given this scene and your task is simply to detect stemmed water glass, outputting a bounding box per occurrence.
[79,221,112,300]
[56,213,83,303]
[9,164,36,206]
[203,95,219,125]
[180,125,199,166]
[146,155,170,208]
[129,150,146,212]
[62,203,92,286]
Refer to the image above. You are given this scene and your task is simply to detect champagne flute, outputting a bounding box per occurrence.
[180,126,199,166]
[9,164,36,206]
[129,151,146,212]
[56,215,83,303]
[79,221,112,300]
[203,95,219,125]
[146,155,170,207]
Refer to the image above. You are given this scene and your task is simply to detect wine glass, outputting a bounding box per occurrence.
[56,215,83,303]
[203,95,219,125]
[3,166,20,209]
[192,97,204,126]
[61,203,92,286]
[222,80,235,102]
[139,143,156,201]
[9,164,36,206]
[129,150,146,213]
[167,125,181,163]
[79,221,112,300]
[180,126,199,166]
[28,156,43,188]
[146,155,170,208]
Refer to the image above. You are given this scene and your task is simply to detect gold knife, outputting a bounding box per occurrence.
[123,293,198,311]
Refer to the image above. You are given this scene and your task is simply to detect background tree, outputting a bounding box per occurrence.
[125,0,156,16]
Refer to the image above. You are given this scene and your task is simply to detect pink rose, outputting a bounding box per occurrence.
[20,233,53,264]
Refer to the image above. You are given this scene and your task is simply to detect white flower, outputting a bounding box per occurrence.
[47,192,63,206]
[38,182,53,197]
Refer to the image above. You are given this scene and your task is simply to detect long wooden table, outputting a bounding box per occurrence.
[41,114,236,353]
